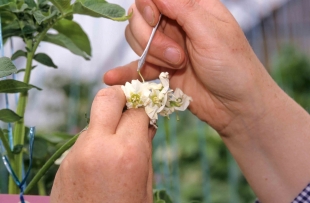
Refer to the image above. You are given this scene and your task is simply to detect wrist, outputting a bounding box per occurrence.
[219,74,310,202]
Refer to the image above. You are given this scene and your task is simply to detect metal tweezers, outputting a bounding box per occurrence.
[137,14,162,71]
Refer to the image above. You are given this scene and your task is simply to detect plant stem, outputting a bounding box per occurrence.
[9,39,34,194]
[24,131,81,194]
[8,15,69,194]
[0,129,13,159]
[37,177,46,196]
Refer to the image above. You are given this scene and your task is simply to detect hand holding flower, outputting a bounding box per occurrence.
[50,86,155,203]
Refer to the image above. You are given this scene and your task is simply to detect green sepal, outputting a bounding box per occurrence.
[0,109,23,123]
[0,79,42,93]
[0,57,17,78]
[72,0,131,21]
[34,53,58,68]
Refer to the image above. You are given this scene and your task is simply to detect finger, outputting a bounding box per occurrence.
[127,4,186,67]
[116,108,153,142]
[104,60,162,85]
[88,86,125,134]
[134,0,160,27]
[152,0,232,41]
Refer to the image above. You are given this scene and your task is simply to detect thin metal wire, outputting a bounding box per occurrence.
[2,127,35,203]
[137,14,162,71]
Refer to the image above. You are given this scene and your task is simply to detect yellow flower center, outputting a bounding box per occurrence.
[130,93,141,108]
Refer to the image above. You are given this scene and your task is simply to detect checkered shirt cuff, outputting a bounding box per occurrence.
[255,183,310,203]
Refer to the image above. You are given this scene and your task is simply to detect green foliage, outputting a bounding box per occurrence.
[53,19,91,56]
[11,50,27,60]
[43,33,90,60]
[0,0,131,195]
[73,0,131,21]
[153,190,173,203]
[0,109,22,123]
[12,144,24,154]
[49,0,71,14]
[153,112,256,203]
[33,53,57,68]
[0,79,41,93]
[272,45,310,111]
[0,57,17,78]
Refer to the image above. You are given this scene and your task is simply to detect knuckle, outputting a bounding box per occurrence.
[94,87,120,101]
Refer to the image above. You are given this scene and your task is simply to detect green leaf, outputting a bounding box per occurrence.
[33,137,48,159]
[0,109,22,123]
[33,9,57,24]
[43,33,90,60]
[12,144,23,154]
[24,0,36,8]
[34,53,58,68]
[153,190,173,203]
[2,20,21,40]
[0,79,42,93]
[16,65,37,73]
[73,0,131,21]
[50,0,71,14]
[0,0,14,11]
[53,19,91,56]
[22,24,37,35]
[11,50,27,60]
[0,57,17,78]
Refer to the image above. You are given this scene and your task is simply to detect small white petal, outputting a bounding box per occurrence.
[54,149,70,165]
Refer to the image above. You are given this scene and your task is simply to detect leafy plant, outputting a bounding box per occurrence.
[0,0,131,195]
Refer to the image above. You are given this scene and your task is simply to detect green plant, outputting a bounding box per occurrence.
[0,0,130,195]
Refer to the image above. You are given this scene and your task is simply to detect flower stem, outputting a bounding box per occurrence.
[24,130,82,194]
[138,70,145,83]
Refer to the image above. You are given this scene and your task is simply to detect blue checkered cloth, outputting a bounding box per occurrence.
[255,183,310,203]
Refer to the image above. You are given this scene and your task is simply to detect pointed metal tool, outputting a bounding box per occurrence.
[137,14,162,71]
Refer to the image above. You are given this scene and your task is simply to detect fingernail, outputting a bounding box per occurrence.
[164,48,181,64]
[143,6,154,25]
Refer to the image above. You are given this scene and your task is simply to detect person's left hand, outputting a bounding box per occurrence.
[50,86,156,203]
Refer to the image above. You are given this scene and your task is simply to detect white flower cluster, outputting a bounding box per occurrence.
[121,72,192,128]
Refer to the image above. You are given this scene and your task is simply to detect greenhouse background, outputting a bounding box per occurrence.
[1,0,310,202]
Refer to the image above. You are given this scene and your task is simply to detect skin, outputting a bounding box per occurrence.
[50,86,156,203]
[102,0,310,202]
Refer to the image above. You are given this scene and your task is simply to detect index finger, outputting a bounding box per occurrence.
[88,86,126,134]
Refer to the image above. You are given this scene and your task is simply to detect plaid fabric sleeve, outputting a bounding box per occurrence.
[255,183,310,203]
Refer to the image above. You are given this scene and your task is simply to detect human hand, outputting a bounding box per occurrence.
[104,0,278,136]
[50,86,155,203]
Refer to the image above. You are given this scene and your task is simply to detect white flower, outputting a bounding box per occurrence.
[159,72,169,93]
[169,88,192,111]
[121,80,150,109]
[120,72,192,129]
[145,88,169,124]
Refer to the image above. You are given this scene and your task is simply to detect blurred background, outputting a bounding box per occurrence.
[1,0,310,202]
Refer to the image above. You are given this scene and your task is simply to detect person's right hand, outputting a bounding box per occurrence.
[104,0,278,136]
